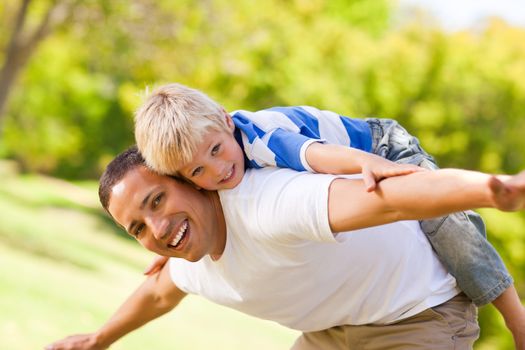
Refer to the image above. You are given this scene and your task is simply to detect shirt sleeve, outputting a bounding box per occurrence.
[232,110,324,172]
[265,128,321,172]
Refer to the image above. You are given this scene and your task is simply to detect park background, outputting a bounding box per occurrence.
[1,0,524,349]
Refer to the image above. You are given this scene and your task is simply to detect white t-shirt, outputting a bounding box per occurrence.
[169,168,459,332]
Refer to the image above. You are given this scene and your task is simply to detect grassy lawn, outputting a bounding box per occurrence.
[0,172,299,350]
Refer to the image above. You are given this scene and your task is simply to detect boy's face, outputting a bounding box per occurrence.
[178,116,245,190]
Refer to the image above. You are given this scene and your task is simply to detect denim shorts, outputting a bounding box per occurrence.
[366,118,437,169]
[365,118,512,306]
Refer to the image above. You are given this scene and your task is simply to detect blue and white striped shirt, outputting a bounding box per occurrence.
[231,106,372,172]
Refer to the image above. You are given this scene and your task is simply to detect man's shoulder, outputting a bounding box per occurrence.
[221,168,292,193]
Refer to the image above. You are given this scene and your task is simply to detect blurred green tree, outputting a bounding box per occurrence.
[1,0,393,176]
[0,0,79,121]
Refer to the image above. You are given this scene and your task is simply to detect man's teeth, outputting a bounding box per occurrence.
[170,220,188,247]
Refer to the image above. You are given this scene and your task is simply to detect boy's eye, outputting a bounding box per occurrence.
[191,167,203,177]
[211,144,221,155]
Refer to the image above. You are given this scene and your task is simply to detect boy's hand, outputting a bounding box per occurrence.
[489,171,525,211]
[362,158,426,192]
[143,255,170,275]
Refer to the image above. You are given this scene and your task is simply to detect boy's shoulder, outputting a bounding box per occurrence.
[230,107,309,131]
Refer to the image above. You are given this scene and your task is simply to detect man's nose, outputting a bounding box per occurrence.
[145,216,166,240]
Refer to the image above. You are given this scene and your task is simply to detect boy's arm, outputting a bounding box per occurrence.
[327,168,525,233]
[306,142,423,191]
[45,262,186,350]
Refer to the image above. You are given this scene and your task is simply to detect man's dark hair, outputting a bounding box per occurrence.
[99,146,146,213]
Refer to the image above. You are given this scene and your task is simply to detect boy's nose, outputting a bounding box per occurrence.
[210,163,225,178]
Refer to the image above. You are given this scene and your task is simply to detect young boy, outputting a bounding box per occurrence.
[134,83,525,347]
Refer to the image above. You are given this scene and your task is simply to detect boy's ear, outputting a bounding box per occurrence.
[223,109,235,132]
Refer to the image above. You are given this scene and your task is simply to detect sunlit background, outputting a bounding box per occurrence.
[1,0,524,349]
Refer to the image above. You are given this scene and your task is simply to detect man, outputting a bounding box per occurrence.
[46,147,525,350]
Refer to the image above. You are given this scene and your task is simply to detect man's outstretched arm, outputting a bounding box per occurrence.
[328,169,525,233]
[45,262,186,350]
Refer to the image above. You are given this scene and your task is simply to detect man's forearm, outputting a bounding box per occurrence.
[47,264,186,350]
[328,168,518,233]
[97,265,185,347]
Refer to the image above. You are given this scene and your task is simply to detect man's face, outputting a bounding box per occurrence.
[178,114,245,190]
[108,166,224,262]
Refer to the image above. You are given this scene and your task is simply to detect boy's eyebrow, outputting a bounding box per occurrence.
[126,191,154,233]
[203,137,215,153]
[207,139,213,149]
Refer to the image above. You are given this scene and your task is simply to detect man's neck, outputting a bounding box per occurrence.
[207,190,227,260]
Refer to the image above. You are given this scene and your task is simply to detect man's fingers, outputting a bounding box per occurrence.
[488,174,525,212]
[488,175,506,196]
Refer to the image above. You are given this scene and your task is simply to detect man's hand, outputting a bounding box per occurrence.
[489,171,525,211]
[361,158,426,192]
[143,255,170,275]
[45,333,104,350]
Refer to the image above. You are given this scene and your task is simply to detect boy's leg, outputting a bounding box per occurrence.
[366,118,513,305]
[419,207,512,305]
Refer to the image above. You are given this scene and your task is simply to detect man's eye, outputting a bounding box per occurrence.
[135,223,145,237]
[191,167,203,177]
[211,144,221,155]
[153,194,163,208]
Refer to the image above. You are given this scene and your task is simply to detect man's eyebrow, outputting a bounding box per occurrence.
[140,191,153,210]
[128,221,137,235]
[126,191,154,234]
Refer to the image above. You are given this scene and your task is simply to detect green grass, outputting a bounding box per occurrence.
[0,172,299,350]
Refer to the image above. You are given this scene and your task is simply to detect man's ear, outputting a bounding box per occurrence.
[180,175,202,190]
[223,109,235,132]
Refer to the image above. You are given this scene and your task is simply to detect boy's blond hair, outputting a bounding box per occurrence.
[135,83,230,175]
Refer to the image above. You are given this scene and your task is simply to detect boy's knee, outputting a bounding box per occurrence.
[420,211,485,239]
[463,210,486,238]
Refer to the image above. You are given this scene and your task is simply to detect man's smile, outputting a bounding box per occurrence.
[168,219,189,249]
